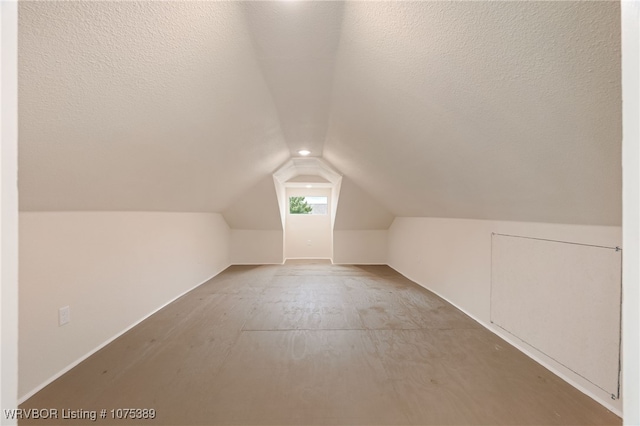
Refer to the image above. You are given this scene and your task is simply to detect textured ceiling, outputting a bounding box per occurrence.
[19,1,290,212]
[19,1,621,226]
[324,1,621,225]
[241,1,343,158]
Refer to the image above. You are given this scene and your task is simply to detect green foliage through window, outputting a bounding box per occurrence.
[289,196,313,214]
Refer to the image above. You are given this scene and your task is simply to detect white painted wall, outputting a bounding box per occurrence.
[224,176,285,265]
[285,188,332,259]
[223,176,282,230]
[388,217,622,415]
[333,230,387,265]
[1,2,19,423]
[334,178,393,230]
[622,1,640,423]
[230,230,283,264]
[331,178,391,265]
[18,212,230,401]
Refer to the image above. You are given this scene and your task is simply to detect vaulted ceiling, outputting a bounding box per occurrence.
[18,1,621,226]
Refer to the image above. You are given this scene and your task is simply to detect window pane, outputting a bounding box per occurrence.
[289,196,327,215]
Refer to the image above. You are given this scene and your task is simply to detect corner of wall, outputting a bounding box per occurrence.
[1,1,19,422]
[229,229,284,265]
[622,1,640,422]
[332,230,388,265]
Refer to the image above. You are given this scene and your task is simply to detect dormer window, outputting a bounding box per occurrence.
[289,196,328,215]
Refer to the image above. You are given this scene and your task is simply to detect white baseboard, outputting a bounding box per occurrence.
[284,257,333,260]
[386,264,623,418]
[20,262,621,418]
[284,257,334,264]
[18,265,230,404]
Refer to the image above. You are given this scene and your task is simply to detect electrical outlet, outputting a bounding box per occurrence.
[59,306,70,326]
[307,240,312,246]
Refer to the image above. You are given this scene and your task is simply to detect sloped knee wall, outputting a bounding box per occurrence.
[387,217,622,415]
[19,212,230,401]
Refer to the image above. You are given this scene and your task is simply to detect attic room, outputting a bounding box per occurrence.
[0,1,639,425]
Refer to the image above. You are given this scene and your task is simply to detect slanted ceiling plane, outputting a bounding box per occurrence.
[18,1,621,226]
